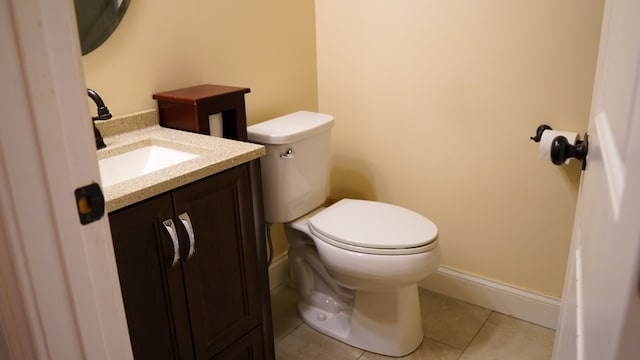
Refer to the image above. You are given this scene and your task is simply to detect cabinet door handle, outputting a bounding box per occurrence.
[178,212,196,260]
[162,219,180,268]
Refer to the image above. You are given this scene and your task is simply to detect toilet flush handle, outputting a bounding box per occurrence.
[280,148,295,159]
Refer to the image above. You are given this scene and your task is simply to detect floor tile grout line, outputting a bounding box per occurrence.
[420,335,468,359]
[459,310,494,356]
[274,320,305,346]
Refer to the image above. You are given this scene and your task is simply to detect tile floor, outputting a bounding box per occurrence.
[271,285,555,359]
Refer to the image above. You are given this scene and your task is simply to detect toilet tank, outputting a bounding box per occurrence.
[247,111,334,224]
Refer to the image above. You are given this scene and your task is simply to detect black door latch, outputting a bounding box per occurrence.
[74,183,105,225]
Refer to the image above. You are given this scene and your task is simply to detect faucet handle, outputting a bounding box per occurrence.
[92,111,112,121]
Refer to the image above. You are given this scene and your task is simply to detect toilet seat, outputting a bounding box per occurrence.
[308,199,438,255]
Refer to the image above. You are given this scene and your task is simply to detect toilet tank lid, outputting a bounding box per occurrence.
[247,111,334,144]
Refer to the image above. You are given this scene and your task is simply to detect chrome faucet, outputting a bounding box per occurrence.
[87,88,112,149]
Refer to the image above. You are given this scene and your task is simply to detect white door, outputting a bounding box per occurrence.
[0,0,132,358]
[553,0,640,359]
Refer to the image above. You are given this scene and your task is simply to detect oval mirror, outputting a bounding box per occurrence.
[74,0,131,55]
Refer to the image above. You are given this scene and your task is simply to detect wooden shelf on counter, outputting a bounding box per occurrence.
[153,84,251,140]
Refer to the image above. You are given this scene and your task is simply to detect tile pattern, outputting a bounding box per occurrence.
[460,313,555,360]
[271,286,555,359]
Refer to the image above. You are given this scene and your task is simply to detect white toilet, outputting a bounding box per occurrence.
[247,111,440,357]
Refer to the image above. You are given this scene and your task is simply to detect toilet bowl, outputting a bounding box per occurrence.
[247,111,441,356]
[286,200,440,356]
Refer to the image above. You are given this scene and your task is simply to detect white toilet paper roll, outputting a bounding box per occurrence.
[539,130,579,164]
[208,113,223,137]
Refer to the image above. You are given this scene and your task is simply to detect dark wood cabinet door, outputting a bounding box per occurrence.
[212,328,265,360]
[109,194,195,360]
[172,165,263,359]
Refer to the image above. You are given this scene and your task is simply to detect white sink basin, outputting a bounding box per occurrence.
[99,144,200,187]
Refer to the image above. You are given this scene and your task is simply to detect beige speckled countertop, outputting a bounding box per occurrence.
[96,110,265,213]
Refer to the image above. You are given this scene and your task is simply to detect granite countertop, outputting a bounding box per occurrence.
[97,110,265,213]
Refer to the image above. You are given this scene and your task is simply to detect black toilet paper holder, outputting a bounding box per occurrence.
[530,124,553,142]
[530,124,589,170]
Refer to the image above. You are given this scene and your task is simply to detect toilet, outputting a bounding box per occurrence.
[247,111,440,357]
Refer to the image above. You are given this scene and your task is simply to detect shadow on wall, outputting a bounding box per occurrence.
[560,159,583,194]
[329,155,379,201]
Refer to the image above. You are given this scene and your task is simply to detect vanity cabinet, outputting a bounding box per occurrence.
[109,162,272,359]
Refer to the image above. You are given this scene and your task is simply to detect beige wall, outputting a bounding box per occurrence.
[83,0,604,299]
[315,0,604,297]
[82,0,317,261]
[82,0,318,121]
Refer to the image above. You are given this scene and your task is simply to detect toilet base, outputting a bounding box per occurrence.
[298,284,424,357]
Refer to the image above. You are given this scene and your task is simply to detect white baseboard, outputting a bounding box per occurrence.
[268,255,560,330]
[268,253,291,291]
[419,266,560,329]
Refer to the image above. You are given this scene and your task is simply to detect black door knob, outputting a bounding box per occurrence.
[550,136,588,166]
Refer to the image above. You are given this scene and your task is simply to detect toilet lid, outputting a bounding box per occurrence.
[308,199,438,253]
